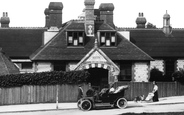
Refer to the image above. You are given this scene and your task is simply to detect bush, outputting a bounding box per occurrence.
[172,68,184,83]
[149,68,164,82]
[0,70,90,88]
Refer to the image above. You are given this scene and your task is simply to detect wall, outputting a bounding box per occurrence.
[150,60,164,72]
[176,59,184,70]
[118,31,130,40]
[36,62,53,72]
[132,62,149,82]
[43,27,59,45]
[66,63,78,71]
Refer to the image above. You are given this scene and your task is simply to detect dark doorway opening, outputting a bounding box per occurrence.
[87,68,108,90]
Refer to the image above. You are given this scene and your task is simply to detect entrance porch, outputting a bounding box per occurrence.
[87,68,108,90]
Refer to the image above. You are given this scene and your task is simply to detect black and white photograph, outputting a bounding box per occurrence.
[0,0,184,115]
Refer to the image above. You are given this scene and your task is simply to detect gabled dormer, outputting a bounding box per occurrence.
[66,30,85,47]
[97,30,117,47]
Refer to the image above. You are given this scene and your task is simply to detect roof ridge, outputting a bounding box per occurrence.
[117,27,184,31]
[117,27,163,31]
[71,19,85,23]
[172,28,184,29]
[0,27,47,29]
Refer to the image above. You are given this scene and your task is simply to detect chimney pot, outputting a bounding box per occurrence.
[136,12,147,28]
[0,12,10,27]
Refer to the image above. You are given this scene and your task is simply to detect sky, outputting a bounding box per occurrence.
[0,0,184,28]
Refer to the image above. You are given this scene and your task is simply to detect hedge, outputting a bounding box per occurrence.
[0,70,90,88]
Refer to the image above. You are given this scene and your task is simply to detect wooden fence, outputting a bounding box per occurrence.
[0,82,183,105]
[114,82,184,100]
[0,84,89,105]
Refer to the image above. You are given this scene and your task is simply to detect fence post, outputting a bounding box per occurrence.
[56,84,59,109]
[175,82,178,96]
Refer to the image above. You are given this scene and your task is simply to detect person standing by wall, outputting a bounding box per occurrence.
[152,81,159,102]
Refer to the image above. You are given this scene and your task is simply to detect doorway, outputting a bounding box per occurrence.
[87,68,108,90]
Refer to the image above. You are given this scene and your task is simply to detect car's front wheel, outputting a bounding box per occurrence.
[116,98,127,109]
[80,99,92,111]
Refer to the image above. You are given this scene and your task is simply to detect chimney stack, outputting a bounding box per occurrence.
[45,2,63,28]
[136,12,147,28]
[44,8,50,27]
[0,12,10,27]
[84,0,95,37]
[99,3,115,28]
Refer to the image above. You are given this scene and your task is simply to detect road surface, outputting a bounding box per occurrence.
[2,96,184,115]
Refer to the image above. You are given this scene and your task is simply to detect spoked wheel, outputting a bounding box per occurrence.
[116,98,127,109]
[80,99,92,111]
[77,99,82,110]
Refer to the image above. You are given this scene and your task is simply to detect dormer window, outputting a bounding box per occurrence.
[99,32,116,47]
[67,31,85,46]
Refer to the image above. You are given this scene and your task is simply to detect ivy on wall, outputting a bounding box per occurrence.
[0,70,90,88]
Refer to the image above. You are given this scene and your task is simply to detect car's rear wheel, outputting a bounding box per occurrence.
[77,99,82,110]
[81,99,92,111]
[116,98,127,109]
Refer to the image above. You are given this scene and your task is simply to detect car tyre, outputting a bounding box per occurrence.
[116,98,127,109]
[81,99,92,111]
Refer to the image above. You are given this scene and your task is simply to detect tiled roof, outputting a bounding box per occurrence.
[66,20,85,30]
[66,20,115,31]
[0,49,19,75]
[95,21,115,31]
[30,21,152,61]
[128,28,184,57]
[0,27,46,58]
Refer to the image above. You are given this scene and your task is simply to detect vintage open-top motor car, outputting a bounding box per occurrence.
[77,85,129,111]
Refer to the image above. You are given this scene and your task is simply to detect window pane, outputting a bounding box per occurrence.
[74,32,78,39]
[101,32,105,36]
[79,37,83,43]
[106,40,110,46]
[74,39,78,46]
[101,36,105,43]
[111,36,115,42]
[68,36,73,43]
[68,32,72,36]
[79,32,83,36]
[111,32,115,36]
[165,60,175,81]
[22,62,33,69]
[106,33,110,39]
[54,63,66,71]
[119,63,132,81]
